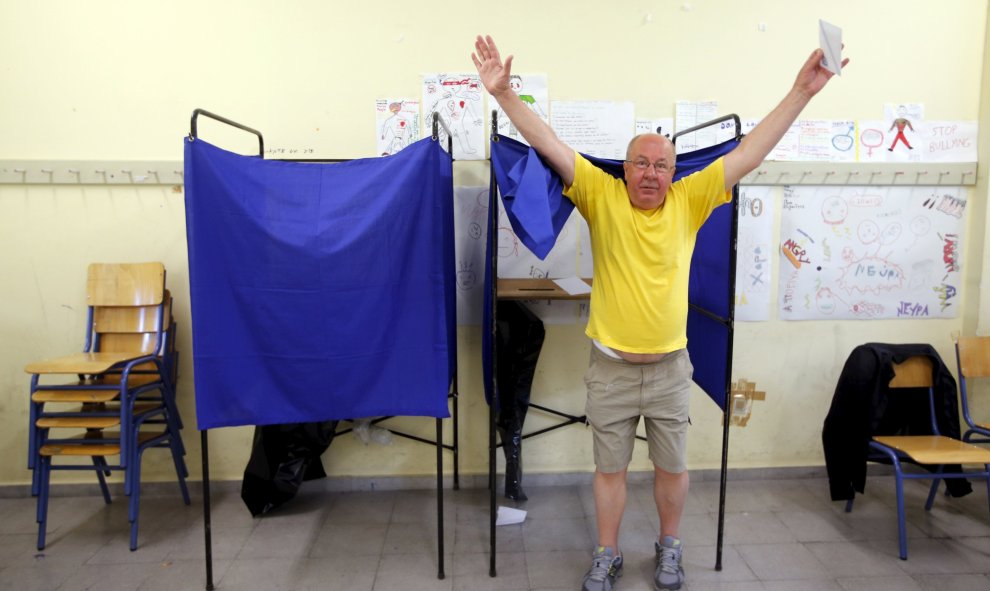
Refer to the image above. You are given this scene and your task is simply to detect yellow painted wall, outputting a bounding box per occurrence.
[1,1,988,486]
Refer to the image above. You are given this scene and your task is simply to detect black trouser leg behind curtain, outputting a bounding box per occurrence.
[496,301,545,501]
[241,420,339,516]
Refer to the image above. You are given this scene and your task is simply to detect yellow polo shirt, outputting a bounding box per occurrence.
[563,154,730,353]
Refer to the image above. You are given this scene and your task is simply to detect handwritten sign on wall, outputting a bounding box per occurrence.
[778,185,964,320]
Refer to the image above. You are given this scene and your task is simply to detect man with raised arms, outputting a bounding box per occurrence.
[472,34,847,591]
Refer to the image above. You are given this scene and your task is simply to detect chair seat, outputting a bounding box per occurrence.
[39,442,122,456]
[873,435,990,464]
[31,376,163,403]
[25,352,149,375]
[96,372,161,385]
[35,401,164,430]
[39,431,166,457]
[36,416,121,429]
[33,389,121,403]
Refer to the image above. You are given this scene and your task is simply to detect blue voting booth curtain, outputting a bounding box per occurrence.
[184,137,454,429]
[681,140,740,410]
[484,135,738,410]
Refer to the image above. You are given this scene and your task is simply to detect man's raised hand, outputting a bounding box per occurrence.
[472,35,514,97]
[794,47,850,99]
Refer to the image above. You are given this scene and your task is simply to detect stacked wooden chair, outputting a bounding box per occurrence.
[25,262,189,551]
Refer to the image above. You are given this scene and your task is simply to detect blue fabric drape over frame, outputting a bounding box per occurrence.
[184,137,454,429]
[484,135,739,410]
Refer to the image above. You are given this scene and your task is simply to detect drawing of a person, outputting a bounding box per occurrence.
[512,75,547,119]
[498,75,547,139]
[887,105,914,151]
[380,102,412,155]
[445,84,481,154]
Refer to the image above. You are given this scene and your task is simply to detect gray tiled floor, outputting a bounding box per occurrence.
[2,475,989,590]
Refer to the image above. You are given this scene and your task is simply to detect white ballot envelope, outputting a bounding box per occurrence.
[496,505,527,526]
[818,20,843,76]
[553,276,592,296]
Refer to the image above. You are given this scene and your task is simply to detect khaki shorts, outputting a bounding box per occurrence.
[583,346,693,473]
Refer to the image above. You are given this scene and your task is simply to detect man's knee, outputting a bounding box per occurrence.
[653,465,689,484]
[597,467,628,478]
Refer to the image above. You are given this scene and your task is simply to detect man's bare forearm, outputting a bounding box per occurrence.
[491,88,575,185]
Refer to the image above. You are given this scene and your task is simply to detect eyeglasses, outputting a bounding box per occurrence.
[625,159,673,173]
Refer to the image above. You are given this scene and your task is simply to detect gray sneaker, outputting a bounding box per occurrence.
[653,536,684,591]
[581,545,623,591]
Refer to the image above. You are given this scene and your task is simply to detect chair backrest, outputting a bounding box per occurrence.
[85,263,167,355]
[87,263,164,307]
[889,356,934,389]
[96,290,172,355]
[889,355,941,435]
[956,336,990,379]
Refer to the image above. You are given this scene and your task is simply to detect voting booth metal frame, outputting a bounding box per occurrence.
[187,108,459,590]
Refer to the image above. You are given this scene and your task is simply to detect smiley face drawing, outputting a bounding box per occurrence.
[821,195,848,225]
[816,287,838,314]
[857,220,880,244]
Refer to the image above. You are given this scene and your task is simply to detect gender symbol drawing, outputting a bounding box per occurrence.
[859,128,884,157]
[831,123,855,151]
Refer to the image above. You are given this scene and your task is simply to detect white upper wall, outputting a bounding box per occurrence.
[0,1,987,485]
[0,1,985,159]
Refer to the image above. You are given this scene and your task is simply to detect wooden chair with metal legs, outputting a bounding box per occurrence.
[844,355,990,559]
[25,263,189,551]
[955,337,990,445]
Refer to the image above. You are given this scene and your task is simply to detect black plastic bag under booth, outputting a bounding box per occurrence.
[241,420,338,516]
[495,300,545,501]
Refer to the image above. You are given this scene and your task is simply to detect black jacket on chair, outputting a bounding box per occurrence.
[822,342,972,501]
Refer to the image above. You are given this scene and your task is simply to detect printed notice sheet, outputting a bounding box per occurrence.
[674,100,718,152]
[550,100,635,159]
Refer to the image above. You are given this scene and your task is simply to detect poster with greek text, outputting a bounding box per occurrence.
[778,186,963,320]
[422,73,485,160]
[735,186,774,321]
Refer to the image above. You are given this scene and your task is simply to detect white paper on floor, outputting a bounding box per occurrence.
[496,505,527,526]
